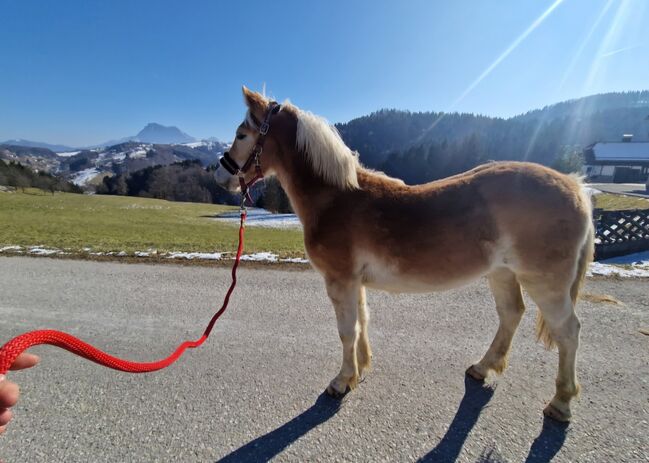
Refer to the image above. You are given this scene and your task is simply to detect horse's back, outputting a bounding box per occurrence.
[344,162,592,289]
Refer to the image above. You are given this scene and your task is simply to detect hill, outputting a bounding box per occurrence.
[0,139,76,152]
[0,159,81,193]
[336,90,649,183]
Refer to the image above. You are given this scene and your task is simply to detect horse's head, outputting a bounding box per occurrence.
[215,86,360,194]
[214,86,286,192]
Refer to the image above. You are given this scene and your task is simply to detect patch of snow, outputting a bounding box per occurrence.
[0,245,23,252]
[183,141,208,148]
[135,251,150,257]
[588,251,649,278]
[117,251,127,257]
[281,257,310,264]
[71,168,100,186]
[588,262,649,278]
[56,151,80,157]
[28,247,59,256]
[215,208,302,229]
[240,252,278,262]
[166,251,223,260]
[129,149,147,159]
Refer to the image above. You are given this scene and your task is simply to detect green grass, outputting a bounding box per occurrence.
[594,193,649,211]
[0,190,305,257]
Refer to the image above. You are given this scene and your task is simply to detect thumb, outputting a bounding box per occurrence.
[9,353,40,371]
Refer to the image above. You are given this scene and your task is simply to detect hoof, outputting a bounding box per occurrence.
[325,384,350,399]
[543,403,571,422]
[466,365,486,382]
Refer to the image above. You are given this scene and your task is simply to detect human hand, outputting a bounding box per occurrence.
[0,353,40,434]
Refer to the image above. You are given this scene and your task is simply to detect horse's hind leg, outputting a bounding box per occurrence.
[325,278,360,398]
[467,268,525,381]
[356,286,372,378]
[520,277,581,422]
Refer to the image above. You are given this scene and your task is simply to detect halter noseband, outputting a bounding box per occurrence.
[219,102,281,206]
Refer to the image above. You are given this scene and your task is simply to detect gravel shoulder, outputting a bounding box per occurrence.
[0,257,647,462]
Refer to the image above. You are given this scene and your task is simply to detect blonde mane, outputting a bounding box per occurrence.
[290,104,360,190]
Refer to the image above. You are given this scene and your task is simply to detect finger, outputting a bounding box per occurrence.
[0,424,6,434]
[0,380,19,409]
[0,408,12,427]
[10,353,40,371]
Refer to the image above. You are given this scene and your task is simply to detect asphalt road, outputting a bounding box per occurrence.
[0,257,647,462]
[590,183,649,198]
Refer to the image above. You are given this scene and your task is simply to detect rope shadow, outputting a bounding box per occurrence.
[216,392,342,462]
[523,416,569,463]
[418,375,496,463]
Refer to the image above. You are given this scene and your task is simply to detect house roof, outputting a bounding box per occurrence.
[590,142,649,163]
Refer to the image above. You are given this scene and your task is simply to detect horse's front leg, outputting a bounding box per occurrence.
[325,277,360,398]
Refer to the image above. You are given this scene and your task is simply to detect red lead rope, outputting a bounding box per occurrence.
[0,210,248,375]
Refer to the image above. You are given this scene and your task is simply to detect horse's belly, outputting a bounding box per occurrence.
[359,253,488,293]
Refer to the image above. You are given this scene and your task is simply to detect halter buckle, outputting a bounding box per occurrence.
[259,121,270,135]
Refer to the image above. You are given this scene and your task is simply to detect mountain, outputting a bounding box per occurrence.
[0,139,76,152]
[135,123,196,144]
[90,123,198,148]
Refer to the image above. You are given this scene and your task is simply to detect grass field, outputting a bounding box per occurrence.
[594,193,649,210]
[0,190,305,258]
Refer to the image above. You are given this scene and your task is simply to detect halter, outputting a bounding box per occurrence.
[219,102,281,206]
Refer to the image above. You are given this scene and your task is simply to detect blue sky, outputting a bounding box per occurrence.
[1,0,648,147]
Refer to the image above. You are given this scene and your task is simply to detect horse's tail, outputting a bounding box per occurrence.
[536,175,594,350]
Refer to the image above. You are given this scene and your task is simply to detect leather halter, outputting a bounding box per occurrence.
[220,102,281,205]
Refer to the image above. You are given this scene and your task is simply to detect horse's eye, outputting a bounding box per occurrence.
[236,133,246,140]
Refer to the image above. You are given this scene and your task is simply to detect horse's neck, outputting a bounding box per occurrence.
[275,156,346,225]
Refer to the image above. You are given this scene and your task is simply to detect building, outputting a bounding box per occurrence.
[583,135,649,183]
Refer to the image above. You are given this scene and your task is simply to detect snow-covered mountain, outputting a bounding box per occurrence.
[1,139,228,188]
[135,123,196,144]
[94,123,198,147]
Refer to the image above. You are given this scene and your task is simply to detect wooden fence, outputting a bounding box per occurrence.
[593,208,649,260]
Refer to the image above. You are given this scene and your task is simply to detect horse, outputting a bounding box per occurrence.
[214,87,594,422]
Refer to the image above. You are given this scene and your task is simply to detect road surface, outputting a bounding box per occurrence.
[0,257,647,462]
[590,183,648,199]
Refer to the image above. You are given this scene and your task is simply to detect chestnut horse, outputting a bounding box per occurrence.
[214,87,594,422]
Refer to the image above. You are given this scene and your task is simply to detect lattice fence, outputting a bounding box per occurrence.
[593,208,649,259]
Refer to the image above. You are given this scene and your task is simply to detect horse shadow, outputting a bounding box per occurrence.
[217,378,568,463]
[418,375,568,463]
[523,416,569,463]
[216,392,342,462]
[418,375,496,462]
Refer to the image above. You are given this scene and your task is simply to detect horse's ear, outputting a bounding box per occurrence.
[242,86,268,121]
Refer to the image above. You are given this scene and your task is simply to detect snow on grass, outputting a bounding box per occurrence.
[214,208,302,229]
[28,247,58,256]
[240,252,278,262]
[129,149,147,159]
[166,251,223,260]
[56,151,81,157]
[588,251,649,278]
[71,168,100,186]
[0,245,22,252]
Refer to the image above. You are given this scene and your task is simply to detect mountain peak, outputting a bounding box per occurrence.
[135,123,196,144]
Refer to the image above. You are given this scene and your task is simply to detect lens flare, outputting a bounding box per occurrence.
[415,0,566,143]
